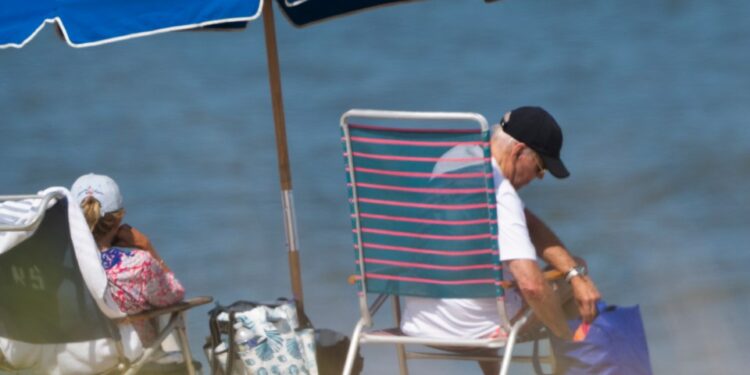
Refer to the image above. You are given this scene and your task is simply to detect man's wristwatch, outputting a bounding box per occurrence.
[565,265,587,283]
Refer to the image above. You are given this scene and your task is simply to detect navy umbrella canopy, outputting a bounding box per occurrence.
[276,0,417,26]
[0,0,496,320]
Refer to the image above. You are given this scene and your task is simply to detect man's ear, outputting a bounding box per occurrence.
[512,142,526,159]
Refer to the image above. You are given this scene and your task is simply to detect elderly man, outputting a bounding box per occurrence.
[401,106,601,374]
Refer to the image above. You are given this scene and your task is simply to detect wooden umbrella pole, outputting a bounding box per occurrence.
[262,0,308,325]
[262,0,290,191]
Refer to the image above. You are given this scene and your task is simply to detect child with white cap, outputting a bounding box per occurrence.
[71,173,185,346]
[71,173,171,271]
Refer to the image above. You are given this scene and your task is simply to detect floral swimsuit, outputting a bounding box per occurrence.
[101,247,184,345]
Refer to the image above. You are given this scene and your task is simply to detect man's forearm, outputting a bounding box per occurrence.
[524,208,602,323]
[509,259,572,339]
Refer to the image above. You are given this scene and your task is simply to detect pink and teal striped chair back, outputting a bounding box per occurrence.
[341,110,502,299]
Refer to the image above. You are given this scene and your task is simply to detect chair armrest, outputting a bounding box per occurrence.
[115,296,213,323]
[347,274,358,285]
[498,270,563,289]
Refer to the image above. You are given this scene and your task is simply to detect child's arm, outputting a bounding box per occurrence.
[114,224,171,272]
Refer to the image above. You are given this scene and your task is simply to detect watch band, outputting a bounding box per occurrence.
[565,265,586,283]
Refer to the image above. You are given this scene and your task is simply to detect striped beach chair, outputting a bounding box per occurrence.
[339,110,546,375]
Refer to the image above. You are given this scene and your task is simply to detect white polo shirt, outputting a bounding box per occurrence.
[401,160,537,339]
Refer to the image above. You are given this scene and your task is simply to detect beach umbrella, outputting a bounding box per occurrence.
[0,0,497,322]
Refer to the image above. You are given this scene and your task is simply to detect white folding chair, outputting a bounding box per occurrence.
[0,189,211,374]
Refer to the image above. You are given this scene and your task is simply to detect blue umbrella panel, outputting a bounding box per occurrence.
[0,0,262,48]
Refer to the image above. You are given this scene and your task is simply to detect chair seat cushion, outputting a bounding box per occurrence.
[360,327,507,349]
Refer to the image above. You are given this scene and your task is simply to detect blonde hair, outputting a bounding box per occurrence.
[80,196,125,244]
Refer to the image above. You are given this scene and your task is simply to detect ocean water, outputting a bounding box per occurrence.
[2,0,749,373]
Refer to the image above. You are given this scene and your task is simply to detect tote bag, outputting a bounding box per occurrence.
[539,302,652,375]
[206,299,317,375]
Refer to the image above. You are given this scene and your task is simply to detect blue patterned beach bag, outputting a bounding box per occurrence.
[206,299,317,375]
[539,302,653,375]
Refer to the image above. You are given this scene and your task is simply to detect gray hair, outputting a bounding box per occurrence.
[491,123,518,150]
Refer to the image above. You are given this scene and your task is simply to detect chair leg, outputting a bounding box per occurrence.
[123,341,164,375]
[499,315,527,375]
[391,296,408,375]
[342,320,366,375]
[174,313,197,375]
[395,344,409,375]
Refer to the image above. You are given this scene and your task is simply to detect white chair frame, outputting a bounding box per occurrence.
[339,109,556,375]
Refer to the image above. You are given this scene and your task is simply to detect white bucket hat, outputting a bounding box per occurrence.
[71,173,123,217]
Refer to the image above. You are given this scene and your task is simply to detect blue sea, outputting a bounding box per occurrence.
[2,0,749,373]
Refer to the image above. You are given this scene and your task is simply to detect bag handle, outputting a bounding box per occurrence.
[207,305,238,375]
[226,311,239,375]
[208,304,225,375]
[532,334,553,375]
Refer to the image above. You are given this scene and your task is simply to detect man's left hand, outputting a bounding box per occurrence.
[570,276,601,323]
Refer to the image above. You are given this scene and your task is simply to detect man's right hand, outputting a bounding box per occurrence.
[509,259,572,339]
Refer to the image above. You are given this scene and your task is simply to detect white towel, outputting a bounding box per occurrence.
[0,193,48,255]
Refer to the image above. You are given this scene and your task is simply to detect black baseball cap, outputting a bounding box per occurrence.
[501,106,570,179]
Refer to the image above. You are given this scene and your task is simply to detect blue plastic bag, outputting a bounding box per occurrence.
[547,302,653,375]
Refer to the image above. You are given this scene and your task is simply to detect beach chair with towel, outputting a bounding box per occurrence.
[339,110,555,375]
[0,188,212,375]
